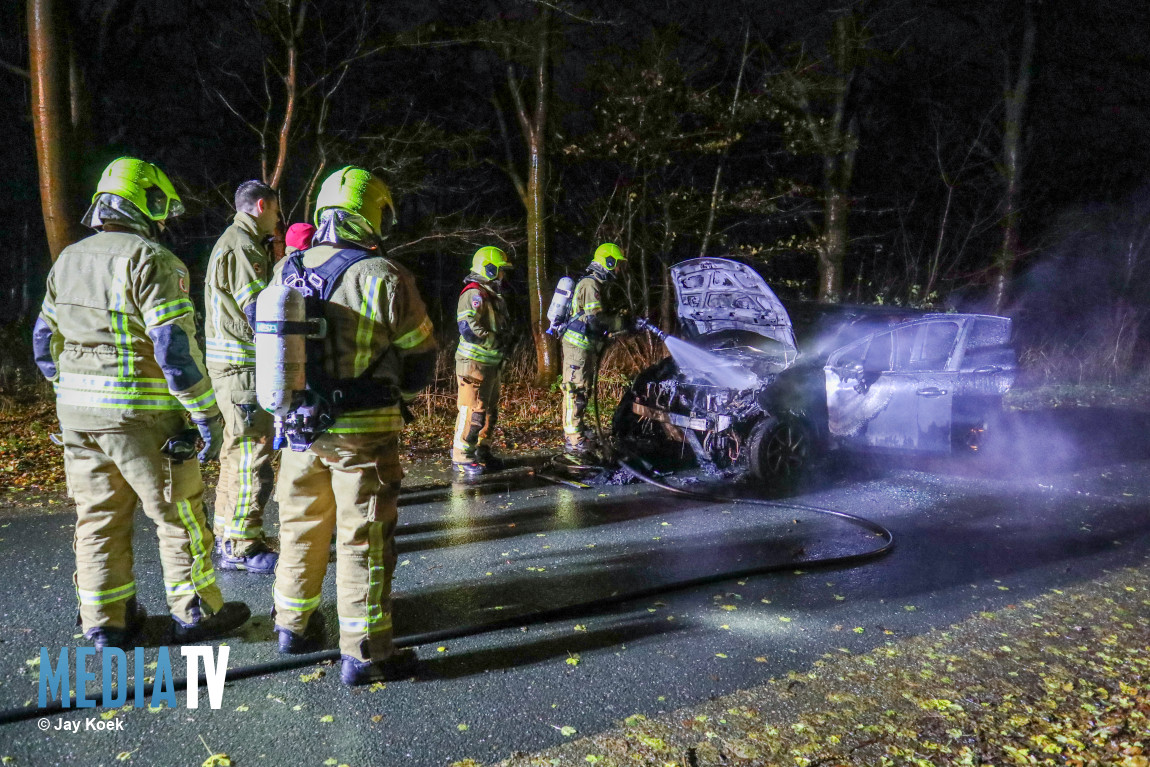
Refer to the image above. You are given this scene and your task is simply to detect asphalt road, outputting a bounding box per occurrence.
[1,408,1149,767]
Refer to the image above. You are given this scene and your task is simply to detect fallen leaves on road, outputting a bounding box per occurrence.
[497,565,1150,767]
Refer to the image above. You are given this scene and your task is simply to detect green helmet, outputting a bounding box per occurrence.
[471,246,513,280]
[592,242,626,273]
[93,157,185,221]
[313,166,395,235]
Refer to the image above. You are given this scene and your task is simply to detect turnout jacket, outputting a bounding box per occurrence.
[561,271,625,350]
[455,275,511,365]
[204,211,273,385]
[270,244,437,434]
[33,230,219,431]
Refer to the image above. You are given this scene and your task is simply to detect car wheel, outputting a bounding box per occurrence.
[748,415,814,486]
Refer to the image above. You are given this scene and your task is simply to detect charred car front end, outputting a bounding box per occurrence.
[614,258,1017,484]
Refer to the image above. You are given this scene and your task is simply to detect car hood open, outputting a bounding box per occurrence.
[671,258,797,349]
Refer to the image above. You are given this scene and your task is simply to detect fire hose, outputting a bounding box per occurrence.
[0,326,894,726]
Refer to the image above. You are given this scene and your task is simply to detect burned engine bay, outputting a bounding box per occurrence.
[620,336,799,471]
[614,258,804,474]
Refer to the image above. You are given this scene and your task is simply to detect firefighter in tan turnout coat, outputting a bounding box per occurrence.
[269,166,437,685]
[32,157,250,649]
[204,180,280,573]
[452,246,514,478]
[560,243,629,462]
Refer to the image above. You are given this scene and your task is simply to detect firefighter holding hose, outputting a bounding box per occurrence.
[559,243,630,464]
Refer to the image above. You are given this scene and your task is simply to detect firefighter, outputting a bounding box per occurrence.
[560,243,630,462]
[284,222,315,259]
[270,166,437,685]
[205,180,280,573]
[32,157,251,649]
[453,246,514,478]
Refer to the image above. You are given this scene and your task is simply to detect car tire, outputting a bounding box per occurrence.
[748,415,815,487]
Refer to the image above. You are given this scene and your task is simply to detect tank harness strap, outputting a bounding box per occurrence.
[460,281,486,296]
[296,249,399,411]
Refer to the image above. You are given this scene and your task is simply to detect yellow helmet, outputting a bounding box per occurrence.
[313,166,395,234]
[471,246,513,279]
[93,157,185,221]
[592,242,626,272]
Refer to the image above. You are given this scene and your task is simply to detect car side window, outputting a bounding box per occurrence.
[918,321,960,369]
[893,325,917,370]
[961,317,1013,370]
[863,332,893,373]
[890,321,960,372]
[965,318,1010,351]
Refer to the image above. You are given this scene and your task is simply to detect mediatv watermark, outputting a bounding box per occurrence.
[38,646,231,711]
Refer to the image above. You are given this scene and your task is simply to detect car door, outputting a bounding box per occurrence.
[825,318,962,453]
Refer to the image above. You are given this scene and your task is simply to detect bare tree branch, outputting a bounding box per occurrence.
[0,59,30,79]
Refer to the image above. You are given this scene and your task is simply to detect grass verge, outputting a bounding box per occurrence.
[457,562,1150,767]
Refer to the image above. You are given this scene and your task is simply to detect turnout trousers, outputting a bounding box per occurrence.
[63,411,224,631]
[272,431,402,662]
[211,374,276,554]
[452,357,502,463]
[560,340,600,452]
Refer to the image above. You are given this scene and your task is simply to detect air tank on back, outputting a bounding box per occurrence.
[254,284,308,416]
[545,276,576,335]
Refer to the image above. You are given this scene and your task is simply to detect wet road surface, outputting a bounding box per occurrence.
[1,409,1149,766]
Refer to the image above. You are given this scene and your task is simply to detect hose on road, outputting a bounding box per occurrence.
[0,457,893,727]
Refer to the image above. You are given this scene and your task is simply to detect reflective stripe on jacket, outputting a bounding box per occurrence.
[204,212,272,384]
[561,273,621,349]
[455,278,509,365]
[38,230,218,431]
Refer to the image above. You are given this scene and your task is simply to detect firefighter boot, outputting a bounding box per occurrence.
[275,619,326,654]
[86,598,147,652]
[170,602,252,644]
[218,539,279,574]
[475,445,504,471]
[340,647,419,686]
[453,460,486,479]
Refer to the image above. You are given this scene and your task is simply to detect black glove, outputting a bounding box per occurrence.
[191,414,224,463]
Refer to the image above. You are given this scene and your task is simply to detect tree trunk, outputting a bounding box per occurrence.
[28,0,77,261]
[811,13,861,303]
[699,26,750,259]
[525,131,556,383]
[819,183,848,302]
[507,9,556,385]
[659,197,675,332]
[991,3,1036,314]
[269,0,306,191]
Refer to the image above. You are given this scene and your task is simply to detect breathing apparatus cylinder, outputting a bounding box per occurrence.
[545,276,576,336]
[254,285,309,417]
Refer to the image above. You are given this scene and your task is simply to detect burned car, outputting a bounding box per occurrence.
[614,258,1017,484]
